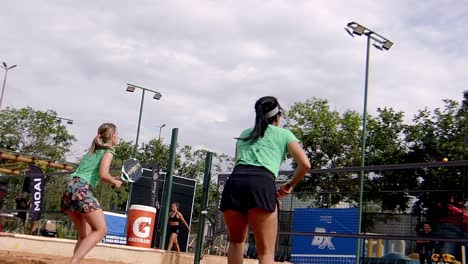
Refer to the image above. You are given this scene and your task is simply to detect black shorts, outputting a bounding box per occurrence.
[220,164,277,214]
[170,225,180,234]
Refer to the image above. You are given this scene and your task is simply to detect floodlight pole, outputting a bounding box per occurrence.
[125,83,162,213]
[134,89,146,157]
[194,152,213,264]
[345,22,393,264]
[463,93,467,233]
[126,83,163,159]
[0,62,17,110]
[159,128,179,249]
[356,33,371,264]
[158,124,166,141]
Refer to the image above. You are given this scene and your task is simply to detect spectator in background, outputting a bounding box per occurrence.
[0,182,7,212]
[416,223,436,264]
[0,182,7,232]
[15,193,29,224]
[167,202,190,252]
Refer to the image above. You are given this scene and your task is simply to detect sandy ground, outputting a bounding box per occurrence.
[0,250,126,264]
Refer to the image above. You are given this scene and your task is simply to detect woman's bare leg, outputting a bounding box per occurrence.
[167,233,177,251]
[70,209,107,264]
[248,208,277,264]
[223,210,248,264]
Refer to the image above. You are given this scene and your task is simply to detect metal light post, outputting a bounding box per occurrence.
[0,62,17,110]
[125,83,162,213]
[345,21,393,263]
[126,83,163,158]
[158,124,166,141]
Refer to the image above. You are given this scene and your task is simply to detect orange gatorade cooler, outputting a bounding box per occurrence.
[126,205,156,248]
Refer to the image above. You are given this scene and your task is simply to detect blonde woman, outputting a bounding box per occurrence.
[61,123,122,264]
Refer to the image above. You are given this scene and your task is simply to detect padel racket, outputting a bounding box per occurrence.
[121,158,144,183]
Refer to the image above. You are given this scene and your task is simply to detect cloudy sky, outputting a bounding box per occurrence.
[1,1,466,161]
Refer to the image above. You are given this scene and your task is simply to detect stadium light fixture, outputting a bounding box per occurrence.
[126,85,136,92]
[153,92,162,100]
[57,117,74,125]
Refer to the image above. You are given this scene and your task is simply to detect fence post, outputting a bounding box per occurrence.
[194,152,213,264]
[159,128,178,249]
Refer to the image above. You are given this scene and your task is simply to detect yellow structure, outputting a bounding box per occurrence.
[0,149,75,175]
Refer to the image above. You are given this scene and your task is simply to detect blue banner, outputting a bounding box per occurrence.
[291,208,358,264]
[103,212,127,245]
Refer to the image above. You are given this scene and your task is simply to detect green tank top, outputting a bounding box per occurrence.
[70,148,115,188]
[235,125,299,177]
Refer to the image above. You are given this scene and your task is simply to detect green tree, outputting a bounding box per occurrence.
[404,92,468,220]
[139,139,172,170]
[175,146,234,226]
[176,146,234,180]
[0,107,76,159]
[366,108,418,212]
[112,140,134,167]
[0,107,77,224]
[285,98,362,207]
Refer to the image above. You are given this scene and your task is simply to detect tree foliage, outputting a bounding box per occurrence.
[366,108,418,212]
[0,107,76,160]
[404,93,468,219]
[286,98,361,207]
[285,92,467,214]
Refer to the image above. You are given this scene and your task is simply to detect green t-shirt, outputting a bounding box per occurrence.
[235,125,299,177]
[70,148,115,188]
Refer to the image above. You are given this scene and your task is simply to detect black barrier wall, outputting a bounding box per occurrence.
[129,168,196,251]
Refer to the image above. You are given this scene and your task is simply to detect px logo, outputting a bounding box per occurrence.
[133,217,152,238]
[311,227,335,250]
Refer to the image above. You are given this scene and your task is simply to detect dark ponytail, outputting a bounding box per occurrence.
[238,96,282,143]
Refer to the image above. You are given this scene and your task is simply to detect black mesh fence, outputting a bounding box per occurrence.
[215,160,468,263]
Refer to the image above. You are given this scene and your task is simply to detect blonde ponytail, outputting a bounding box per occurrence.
[88,123,117,154]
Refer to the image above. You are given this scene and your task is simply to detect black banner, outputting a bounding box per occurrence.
[216,174,229,234]
[28,165,45,221]
[150,165,160,209]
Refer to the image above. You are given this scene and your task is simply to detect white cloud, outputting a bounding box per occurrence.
[1,0,466,164]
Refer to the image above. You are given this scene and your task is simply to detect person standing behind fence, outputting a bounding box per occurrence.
[416,223,436,264]
[61,123,122,264]
[220,96,311,264]
[167,202,190,252]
